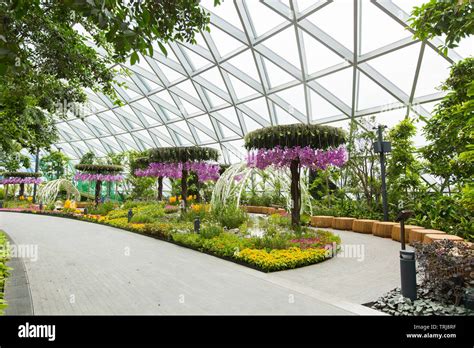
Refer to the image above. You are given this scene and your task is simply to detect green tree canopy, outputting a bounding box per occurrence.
[0,0,220,153]
[409,0,473,55]
[40,151,70,180]
[421,57,474,189]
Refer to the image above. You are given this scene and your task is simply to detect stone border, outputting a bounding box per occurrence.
[3,231,34,315]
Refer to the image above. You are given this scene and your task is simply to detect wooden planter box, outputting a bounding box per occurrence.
[333,217,355,230]
[267,207,277,215]
[409,229,445,243]
[352,219,378,234]
[310,216,334,228]
[76,202,90,208]
[423,233,463,244]
[372,222,398,238]
[391,225,424,242]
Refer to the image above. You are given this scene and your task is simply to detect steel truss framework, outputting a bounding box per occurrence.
[52,0,471,164]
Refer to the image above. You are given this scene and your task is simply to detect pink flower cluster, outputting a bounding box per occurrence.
[74,173,123,182]
[247,145,347,170]
[135,161,220,183]
[0,177,42,184]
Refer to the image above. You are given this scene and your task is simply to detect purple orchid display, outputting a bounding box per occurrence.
[0,177,43,185]
[135,161,220,182]
[74,173,124,182]
[246,145,347,170]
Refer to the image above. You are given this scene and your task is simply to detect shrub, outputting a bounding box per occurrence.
[123,200,158,209]
[106,209,128,220]
[143,222,192,239]
[181,204,209,222]
[413,240,473,305]
[200,223,223,239]
[129,204,165,223]
[164,205,179,214]
[268,213,291,227]
[88,201,116,215]
[213,204,248,229]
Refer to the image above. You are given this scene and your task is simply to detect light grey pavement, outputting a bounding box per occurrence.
[0,212,399,315]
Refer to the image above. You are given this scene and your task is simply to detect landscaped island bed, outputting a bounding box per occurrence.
[0,202,341,273]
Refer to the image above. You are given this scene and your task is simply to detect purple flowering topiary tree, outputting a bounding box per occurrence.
[135,147,220,210]
[74,164,124,206]
[245,124,347,227]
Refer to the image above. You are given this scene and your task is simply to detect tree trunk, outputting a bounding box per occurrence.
[157,176,163,201]
[290,159,301,227]
[95,180,102,206]
[19,183,25,197]
[181,169,188,211]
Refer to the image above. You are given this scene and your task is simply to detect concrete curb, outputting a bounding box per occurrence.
[3,232,34,315]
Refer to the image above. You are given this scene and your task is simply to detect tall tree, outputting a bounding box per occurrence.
[39,151,70,180]
[421,58,474,190]
[387,118,424,211]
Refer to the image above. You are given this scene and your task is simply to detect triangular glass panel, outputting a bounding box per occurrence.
[194,127,214,143]
[306,0,354,50]
[181,45,213,71]
[211,107,242,133]
[391,0,426,14]
[201,0,243,30]
[175,97,201,115]
[414,46,451,98]
[242,113,264,133]
[310,89,342,121]
[203,88,230,108]
[241,97,271,123]
[357,72,399,110]
[156,62,185,84]
[173,79,201,102]
[226,50,260,82]
[361,2,411,54]
[262,57,296,88]
[274,84,306,116]
[302,31,346,75]
[260,27,300,68]
[245,0,289,38]
[228,74,260,100]
[209,24,245,57]
[274,103,303,125]
[315,67,353,106]
[368,42,421,95]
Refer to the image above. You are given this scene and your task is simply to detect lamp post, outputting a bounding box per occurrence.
[396,210,416,300]
[32,147,40,203]
[373,125,391,221]
[56,147,63,179]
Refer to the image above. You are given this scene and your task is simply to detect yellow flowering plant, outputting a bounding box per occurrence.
[235,247,328,272]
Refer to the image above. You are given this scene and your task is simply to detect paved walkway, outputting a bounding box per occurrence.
[0,212,401,315]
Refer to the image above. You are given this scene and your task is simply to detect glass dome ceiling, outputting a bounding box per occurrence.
[53,0,472,164]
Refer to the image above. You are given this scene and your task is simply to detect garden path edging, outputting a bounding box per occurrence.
[3,231,34,315]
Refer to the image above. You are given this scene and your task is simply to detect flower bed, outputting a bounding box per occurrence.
[0,207,339,273]
[0,231,10,315]
[235,247,328,272]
